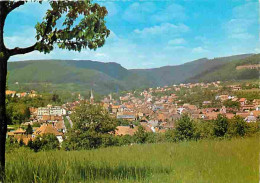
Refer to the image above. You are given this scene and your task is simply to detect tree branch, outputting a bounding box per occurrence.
[9,43,37,56]
[7,1,25,14]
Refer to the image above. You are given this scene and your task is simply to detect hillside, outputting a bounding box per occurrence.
[7,53,258,94]
[7,60,152,94]
[186,54,260,83]
[131,54,253,86]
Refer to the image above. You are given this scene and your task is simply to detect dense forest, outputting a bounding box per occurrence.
[7,54,259,94]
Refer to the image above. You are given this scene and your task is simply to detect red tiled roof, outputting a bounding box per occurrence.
[115,126,138,136]
[33,124,62,136]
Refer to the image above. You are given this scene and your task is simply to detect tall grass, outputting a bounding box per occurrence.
[5,137,259,183]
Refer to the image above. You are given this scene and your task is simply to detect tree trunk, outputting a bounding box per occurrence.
[0,2,8,181]
[0,56,7,182]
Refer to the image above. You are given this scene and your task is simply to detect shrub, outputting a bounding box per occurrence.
[101,134,119,147]
[5,137,20,152]
[213,114,228,137]
[228,115,248,137]
[194,120,214,140]
[26,124,33,134]
[174,114,195,141]
[134,126,148,144]
[64,103,118,150]
[117,135,134,146]
[30,134,59,152]
[165,129,175,142]
[32,122,41,127]
[246,121,260,136]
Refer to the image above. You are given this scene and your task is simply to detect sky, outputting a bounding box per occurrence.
[4,0,259,69]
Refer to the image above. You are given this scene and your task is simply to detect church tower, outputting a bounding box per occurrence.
[90,89,94,104]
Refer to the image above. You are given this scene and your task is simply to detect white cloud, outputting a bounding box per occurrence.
[254,47,260,53]
[164,46,186,51]
[226,20,255,40]
[224,2,257,41]
[232,2,258,19]
[151,3,186,22]
[229,33,254,40]
[192,47,209,53]
[4,27,37,49]
[99,2,119,17]
[123,2,156,23]
[12,2,50,19]
[168,38,186,45]
[194,36,209,44]
[8,28,145,69]
[123,2,186,23]
[134,23,189,37]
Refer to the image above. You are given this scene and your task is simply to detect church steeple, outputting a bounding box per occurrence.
[90,89,94,104]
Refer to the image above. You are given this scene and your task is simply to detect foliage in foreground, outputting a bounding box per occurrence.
[62,106,259,151]
[7,109,259,152]
[64,103,118,150]
[5,137,259,183]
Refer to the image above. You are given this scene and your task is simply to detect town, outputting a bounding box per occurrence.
[6,80,259,146]
[1,0,259,182]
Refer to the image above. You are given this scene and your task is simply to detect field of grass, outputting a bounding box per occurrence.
[5,137,258,183]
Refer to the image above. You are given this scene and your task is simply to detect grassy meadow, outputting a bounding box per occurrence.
[5,137,258,183]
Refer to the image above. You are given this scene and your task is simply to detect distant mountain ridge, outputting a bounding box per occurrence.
[7,53,258,94]
[186,54,259,83]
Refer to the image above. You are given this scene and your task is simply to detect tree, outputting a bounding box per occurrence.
[64,103,117,150]
[52,93,60,103]
[194,120,214,140]
[30,134,59,152]
[174,114,195,141]
[0,1,109,179]
[134,126,148,144]
[6,103,30,125]
[228,115,247,137]
[223,100,240,110]
[213,114,228,137]
[25,124,33,135]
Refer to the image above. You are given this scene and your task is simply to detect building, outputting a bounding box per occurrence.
[244,113,257,123]
[33,124,63,143]
[117,111,136,121]
[37,106,66,117]
[115,125,138,136]
[239,98,247,106]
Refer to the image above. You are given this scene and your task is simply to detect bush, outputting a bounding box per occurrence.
[5,137,20,152]
[228,115,248,137]
[32,122,41,127]
[165,129,175,142]
[174,114,195,141]
[194,120,214,140]
[64,103,118,150]
[30,134,59,152]
[26,124,33,134]
[246,121,260,136]
[213,114,228,137]
[101,134,119,148]
[145,133,165,143]
[117,135,134,146]
[134,126,148,144]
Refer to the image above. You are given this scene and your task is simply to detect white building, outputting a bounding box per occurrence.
[37,106,66,116]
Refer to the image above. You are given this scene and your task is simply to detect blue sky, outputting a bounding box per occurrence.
[4,0,259,69]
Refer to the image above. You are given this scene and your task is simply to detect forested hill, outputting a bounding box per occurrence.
[186,54,260,83]
[7,53,258,94]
